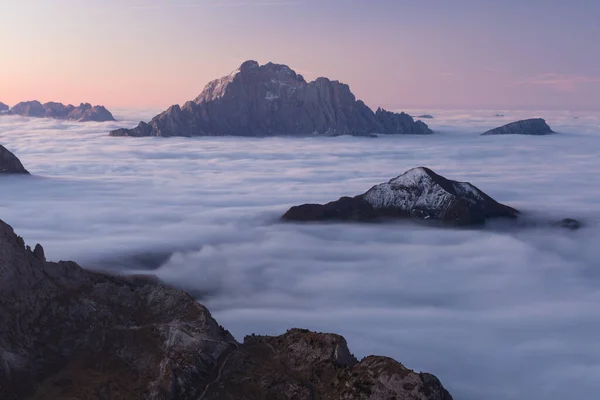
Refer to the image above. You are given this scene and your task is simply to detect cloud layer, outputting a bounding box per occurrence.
[1,109,599,400]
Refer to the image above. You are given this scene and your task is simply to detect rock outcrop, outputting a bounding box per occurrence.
[8,101,115,122]
[202,329,453,400]
[0,102,9,112]
[110,60,432,137]
[481,118,553,135]
[0,218,452,400]
[0,144,29,174]
[282,167,519,225]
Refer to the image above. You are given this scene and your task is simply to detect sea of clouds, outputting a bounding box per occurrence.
[1,109,599,400]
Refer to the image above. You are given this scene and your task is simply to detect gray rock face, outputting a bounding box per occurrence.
[0,218,453,400]
[481,118,553,135]
[0,144,29,174]
[110,60,432,137]
[283,167,519,225]
[8,101,115,122]
[0,102,9,112]
[0,218,235,400]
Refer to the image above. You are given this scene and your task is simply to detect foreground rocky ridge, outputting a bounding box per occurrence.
[0,144,29,174]
[283,167,519,225]
[110,60,432,137]
[481,118,553,135]
[6,101,115,122]
[0,218,452,400]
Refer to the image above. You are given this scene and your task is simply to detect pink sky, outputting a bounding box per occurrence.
[2,0,599,111]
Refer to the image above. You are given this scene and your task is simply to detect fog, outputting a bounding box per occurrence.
[1,109,599,400]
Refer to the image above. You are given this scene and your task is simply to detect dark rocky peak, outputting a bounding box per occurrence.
[482,118,553,135]
[0,102,9,112]
[283,167,518,225]
[0,144,29,174]
[10,100,45,117]
[239,59,259,71]
[112,60,432,137]
[0,217,453,399]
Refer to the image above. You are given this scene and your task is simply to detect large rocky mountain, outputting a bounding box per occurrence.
[283,167,519,225]
[110,60,433,137]
[8,101,115,122]
[0,144,29,174]
[0,102,8,112]
[481,118,553,135]
[0,217,452,400]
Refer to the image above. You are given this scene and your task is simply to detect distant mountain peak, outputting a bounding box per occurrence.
[111,60,432,137]
[6,101,115,122]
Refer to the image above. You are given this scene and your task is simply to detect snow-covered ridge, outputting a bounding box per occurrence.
[195,68,241,103]
[363,167,485,217]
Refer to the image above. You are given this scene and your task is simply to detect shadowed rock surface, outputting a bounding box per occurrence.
[0,218,452,400]
[283,167,519,225]
[0,102,8,112]
[0,144,29,174]
[201,329,453,400]
[8,101,115,122]
[481,118,553,135]
[110,60,432,137]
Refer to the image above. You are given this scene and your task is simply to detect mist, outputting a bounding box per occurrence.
[1,109,599,400]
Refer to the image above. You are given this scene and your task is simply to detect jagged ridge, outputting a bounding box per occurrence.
[110,60,433,137]
[7,101,115,122]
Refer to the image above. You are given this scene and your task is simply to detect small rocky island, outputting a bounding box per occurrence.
[0,102,8,112]
[0,144,29,174]
[283,167,519,225]
[6,101,115,122]
[418,114,434,119]
[110,60,433,137]
[481,118,553,135]
[0,217,453,399]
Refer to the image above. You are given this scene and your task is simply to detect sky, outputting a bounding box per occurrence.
[1,0,599,110]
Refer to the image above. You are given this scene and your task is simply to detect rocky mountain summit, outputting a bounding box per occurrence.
[7,101,115,122]
[283,167,519,225]
[0,145,29,174]
[481,118,553,135]
[0,217,452,400]
[110,60,432,137]
[0,102,8,112]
